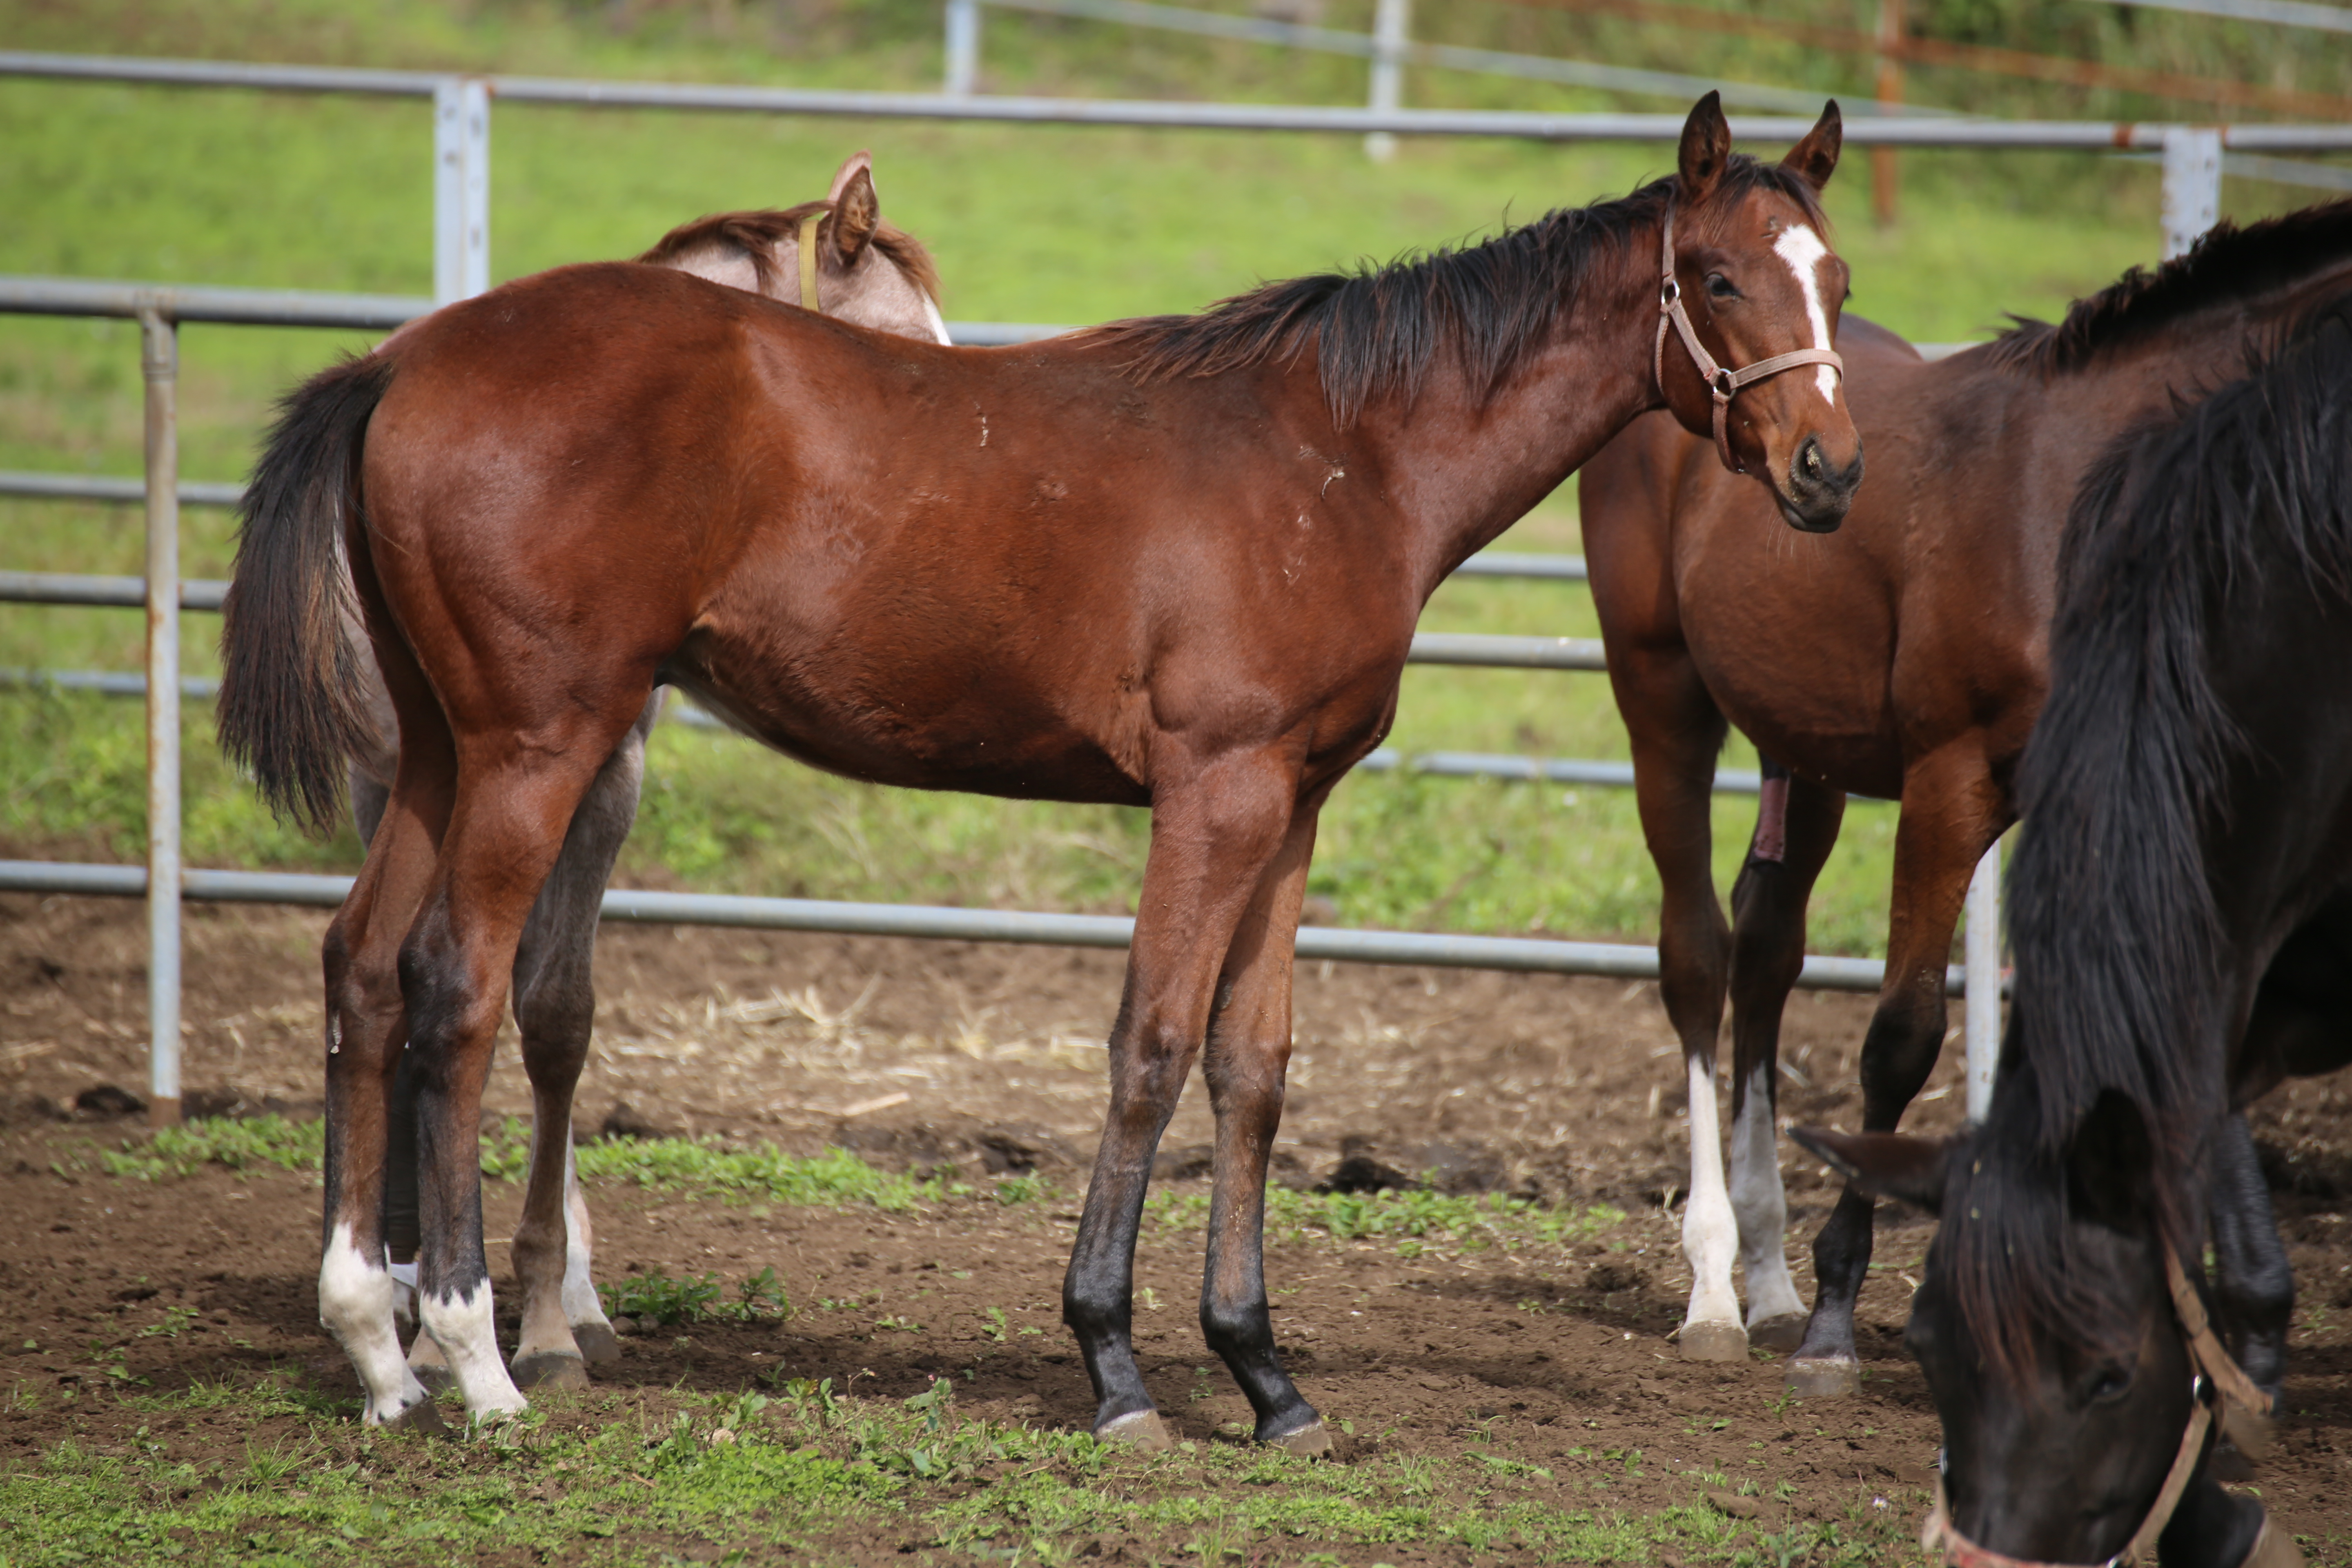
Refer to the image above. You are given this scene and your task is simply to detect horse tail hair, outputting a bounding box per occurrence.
[216,353,397,835]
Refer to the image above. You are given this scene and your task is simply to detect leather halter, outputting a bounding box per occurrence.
[798,209,825,313]
[1919,1242,2297,1568]
[1653,204,1845,475]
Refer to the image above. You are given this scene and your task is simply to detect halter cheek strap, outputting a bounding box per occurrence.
[1918,1242,2296,1568]
[799,210,824,314]
[1653,205,1845,476]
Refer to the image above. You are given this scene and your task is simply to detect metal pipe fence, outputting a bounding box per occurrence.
[0,47,2127,1121]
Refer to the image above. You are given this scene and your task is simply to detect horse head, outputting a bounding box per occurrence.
[638,150,951,343]
[1793,1098,2279,1568]
[1659,94,1862,532]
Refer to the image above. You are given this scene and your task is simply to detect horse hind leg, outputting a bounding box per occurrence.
[1723,766,1844,1355]
[506,704,654,1388]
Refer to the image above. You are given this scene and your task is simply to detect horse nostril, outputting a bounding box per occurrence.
[1803,442,1824,478]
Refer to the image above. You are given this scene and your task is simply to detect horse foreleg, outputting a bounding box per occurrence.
[1790,747,2001,1397]
[406,738,616,1425]
[318,760,449,1430]
[1063,754,1296,1449]
[1200,798,1327,1454]
[507,704,654,1387]
[1615,646,1739,1360]
[2211,1112,2294,1410]
[1725,767,1845,1354]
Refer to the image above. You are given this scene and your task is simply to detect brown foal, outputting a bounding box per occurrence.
[220,94,1857,1446]
[1575,198,2352,1395]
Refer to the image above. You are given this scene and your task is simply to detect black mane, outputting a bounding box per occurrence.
[1953,293,2352,1383]
[1088,156,1825,426]
[1989,197,2352,376]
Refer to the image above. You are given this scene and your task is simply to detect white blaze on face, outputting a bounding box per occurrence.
[1771,223,1840,405]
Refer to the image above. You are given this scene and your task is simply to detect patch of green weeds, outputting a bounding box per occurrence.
[1149,1184,1626,1255]
[97,1113,323,1180]
[601,1265,793,1327]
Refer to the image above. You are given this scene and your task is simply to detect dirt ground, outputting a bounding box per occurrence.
[4,889,2352,1559]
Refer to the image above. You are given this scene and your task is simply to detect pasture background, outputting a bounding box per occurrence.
[11,0,2348,954]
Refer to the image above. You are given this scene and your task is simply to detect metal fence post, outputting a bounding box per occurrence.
[944,0,982,96]
[1962,837,2001,1123]
[139,308,182,1129]
[434,77,491,304]
[2161,125,2223,261]
[1364,0,1410,162]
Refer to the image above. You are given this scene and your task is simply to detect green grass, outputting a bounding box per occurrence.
[5,0,2334,960]
[0,1373,1943,1568]
[1152,1185,1630,1257]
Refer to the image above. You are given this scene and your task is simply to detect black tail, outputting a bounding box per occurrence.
[216,354,396,835]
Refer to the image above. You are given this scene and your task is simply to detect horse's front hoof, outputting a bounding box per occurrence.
[512,1350,590,1391]
[1679,1321,1748,1363]
[1747,1313,1808,1354]
[1260,1418,1332,1459]
[1784,1356,1861,1398]
[571,1321,622,1367]
[377,1396,449,1436]
[1095,1410,1174,1452]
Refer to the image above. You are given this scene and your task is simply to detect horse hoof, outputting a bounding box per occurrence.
[1679,1321,1748,1363]
[512,1351,591,1392]
[381,1396,448,1436]
[1261,1419,1332,1459]
[1095,1410,1174,1452]
[1747,1313,1809,1354]
[1785,1357,1862,1398]
[572,1321,621,1367]
[411,1362,455,1396]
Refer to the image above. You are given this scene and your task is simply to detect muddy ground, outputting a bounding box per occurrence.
[4,890,2352,1560]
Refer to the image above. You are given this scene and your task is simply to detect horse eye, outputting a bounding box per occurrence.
[1705,273,1739,301]
[2087,1366,2134,1404]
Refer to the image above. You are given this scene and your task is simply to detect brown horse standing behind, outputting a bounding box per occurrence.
[220,95,1858,1448]
[1576,200,2352,1394]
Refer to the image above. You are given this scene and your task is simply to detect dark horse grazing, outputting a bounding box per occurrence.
[1800,300,2352,1567]
[218,94,1859,1445]
[1575,199,2352,1389]
[345,151,954,1393]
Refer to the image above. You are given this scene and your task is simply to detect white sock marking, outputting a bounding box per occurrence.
[318,1222,432,1425]
[1680,1053,1741,1332]
[559,1138,610,1330]
[1729,1059,1806,1325]
[421,1277,528,1419]
[1771,224,1840,405]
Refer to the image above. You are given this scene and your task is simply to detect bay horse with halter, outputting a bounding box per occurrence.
[1799,298,2352,1568]
[1575,200,2352,1390]
[218,94,1857,1446]
[350,150,953,1391]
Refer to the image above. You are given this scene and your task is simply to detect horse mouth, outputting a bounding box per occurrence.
[1777,494,1846,534]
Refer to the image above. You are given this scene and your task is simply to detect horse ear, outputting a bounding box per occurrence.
[825,149,873,204]
[831,158,880,266]
[1677,91,1731,206]
[2066,1090,2156,1231]
[1782,100,1842,192]
[1791,1126,1952,1213]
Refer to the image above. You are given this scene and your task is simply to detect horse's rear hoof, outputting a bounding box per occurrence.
[2243,1513,2306,1568]
[1748,1313,1808,1354]
[1784,1356,1861,1398]
[572,1321,621,1367]
[1679,1321,1748,1363]
[512,1350,591,1391]
[1095,1410,1174,1452]
[1261,1419,1332,1459]
[411,1362,455,1396]
[382,1396,449,1436]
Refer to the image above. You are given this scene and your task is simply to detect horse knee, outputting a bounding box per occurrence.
[396,920,500,1073]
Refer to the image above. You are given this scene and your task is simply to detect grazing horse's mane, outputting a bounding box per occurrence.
[636,203,944,304]
[1952,294,2352,1386]
[1989,197,2352,375]
[1087,158,1827,426]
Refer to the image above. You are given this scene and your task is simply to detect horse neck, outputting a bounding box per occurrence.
[2085,259,2352,387]
[1344,239,1663,601]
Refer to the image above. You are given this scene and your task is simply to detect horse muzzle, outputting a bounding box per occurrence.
[1777,432,1863,533]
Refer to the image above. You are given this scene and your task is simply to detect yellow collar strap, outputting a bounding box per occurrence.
[799,210,824,313]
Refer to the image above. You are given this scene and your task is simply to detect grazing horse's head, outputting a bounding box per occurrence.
[639,150,951,344]
[1659,94,1862,532]
[1794,1098,2270,1568]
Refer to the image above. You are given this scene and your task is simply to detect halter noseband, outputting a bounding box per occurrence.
[1653,205,1845,475]
[798,209,826,314]
[1919,1242,2299,1568]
